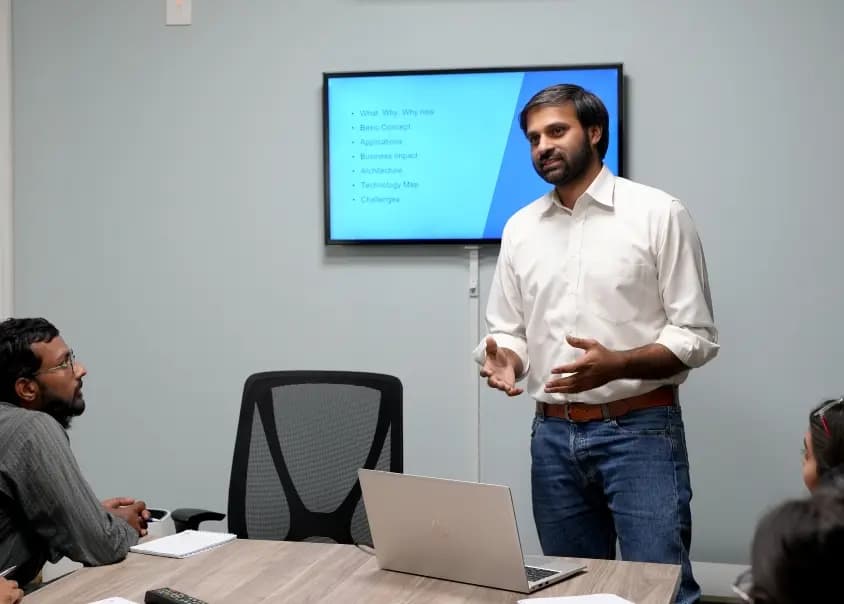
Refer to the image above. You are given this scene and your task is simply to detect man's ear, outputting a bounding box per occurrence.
[588,125,603,148]
[15,376,40,408]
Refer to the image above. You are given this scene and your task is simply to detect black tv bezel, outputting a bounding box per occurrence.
[322,63,624,246]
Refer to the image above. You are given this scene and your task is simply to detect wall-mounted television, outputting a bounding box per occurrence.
[323,64,623,245]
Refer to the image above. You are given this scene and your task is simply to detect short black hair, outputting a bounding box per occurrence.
[0,317,59,403]
[750,486,844,603]
[518,83,610,160]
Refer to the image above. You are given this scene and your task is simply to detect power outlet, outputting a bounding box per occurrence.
[166,0,192,26]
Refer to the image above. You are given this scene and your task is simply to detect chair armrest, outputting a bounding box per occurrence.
[170,508,226,533]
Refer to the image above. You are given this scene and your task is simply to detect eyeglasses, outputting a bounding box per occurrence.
[813,397,844,436]
[732,568,753,603]
[33,349,76,376]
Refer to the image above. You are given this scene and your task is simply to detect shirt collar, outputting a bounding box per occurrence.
[584,165,615,209]
[543,165,616,215]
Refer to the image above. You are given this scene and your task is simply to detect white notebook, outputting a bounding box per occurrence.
[130,529,236,558]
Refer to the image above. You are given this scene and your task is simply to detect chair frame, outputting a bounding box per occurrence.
[226,370,403,543]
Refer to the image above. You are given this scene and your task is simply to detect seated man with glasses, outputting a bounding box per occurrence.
[0,318,150,588]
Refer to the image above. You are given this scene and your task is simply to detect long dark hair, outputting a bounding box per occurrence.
[750,486,844,603]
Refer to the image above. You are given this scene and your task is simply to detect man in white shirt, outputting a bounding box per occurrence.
[476,84,718,604]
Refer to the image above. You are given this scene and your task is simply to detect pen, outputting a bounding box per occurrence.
[0,565,16,578]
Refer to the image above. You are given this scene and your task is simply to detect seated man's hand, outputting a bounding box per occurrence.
[0,578,23,604]
[102,497,151,537]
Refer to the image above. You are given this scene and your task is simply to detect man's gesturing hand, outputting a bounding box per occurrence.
[480,337,524,396]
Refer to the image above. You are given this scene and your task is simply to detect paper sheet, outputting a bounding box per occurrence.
[518,595,634,604]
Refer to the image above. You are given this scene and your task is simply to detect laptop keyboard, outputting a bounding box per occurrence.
[525,566,558,583]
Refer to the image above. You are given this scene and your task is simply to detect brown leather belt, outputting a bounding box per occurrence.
[536,386,676,422]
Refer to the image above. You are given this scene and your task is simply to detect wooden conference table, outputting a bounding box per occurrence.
[25,539,680,603]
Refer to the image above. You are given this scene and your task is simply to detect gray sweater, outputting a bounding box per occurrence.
[0,401,138,585]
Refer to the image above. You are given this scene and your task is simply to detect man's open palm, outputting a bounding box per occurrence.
[480,337,523,396]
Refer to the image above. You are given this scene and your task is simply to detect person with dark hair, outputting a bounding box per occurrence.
[475,84,718,604]
[731,398,844,601]
[802,397,844,491]
[0,317,150,588]
[732,486,844,603]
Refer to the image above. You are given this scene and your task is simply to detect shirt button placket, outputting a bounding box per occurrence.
[566,207,586,336]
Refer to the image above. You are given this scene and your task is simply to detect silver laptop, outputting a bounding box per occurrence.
[358,469,585,593]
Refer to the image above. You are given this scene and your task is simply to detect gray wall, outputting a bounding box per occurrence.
[0,0,10,319]
[11,0,844,565]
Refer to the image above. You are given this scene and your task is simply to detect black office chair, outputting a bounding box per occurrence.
[172,371,402,546]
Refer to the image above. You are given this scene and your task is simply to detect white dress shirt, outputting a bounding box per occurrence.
[475,166,719,404]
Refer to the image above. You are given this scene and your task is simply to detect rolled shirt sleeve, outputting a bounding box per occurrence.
[473,230,530,379]
[654,200,719,368]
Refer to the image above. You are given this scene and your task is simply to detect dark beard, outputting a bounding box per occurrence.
[533,136,593,187]
[41,390,85,430]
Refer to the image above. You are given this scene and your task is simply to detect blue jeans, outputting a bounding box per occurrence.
[531,405,699,604]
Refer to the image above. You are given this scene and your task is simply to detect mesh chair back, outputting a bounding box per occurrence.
[227,371,402,545]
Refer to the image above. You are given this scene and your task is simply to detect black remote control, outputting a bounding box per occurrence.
[144,587,208,604]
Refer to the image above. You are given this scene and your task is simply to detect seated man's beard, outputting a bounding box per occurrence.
[42,392,86,429]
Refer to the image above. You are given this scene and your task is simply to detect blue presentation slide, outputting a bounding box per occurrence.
[326,67,620,242]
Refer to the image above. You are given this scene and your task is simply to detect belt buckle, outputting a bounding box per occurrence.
[562,403,571,421]
[566,403,590,423]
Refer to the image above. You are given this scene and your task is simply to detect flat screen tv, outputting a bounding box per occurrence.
[323,64,623,244]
